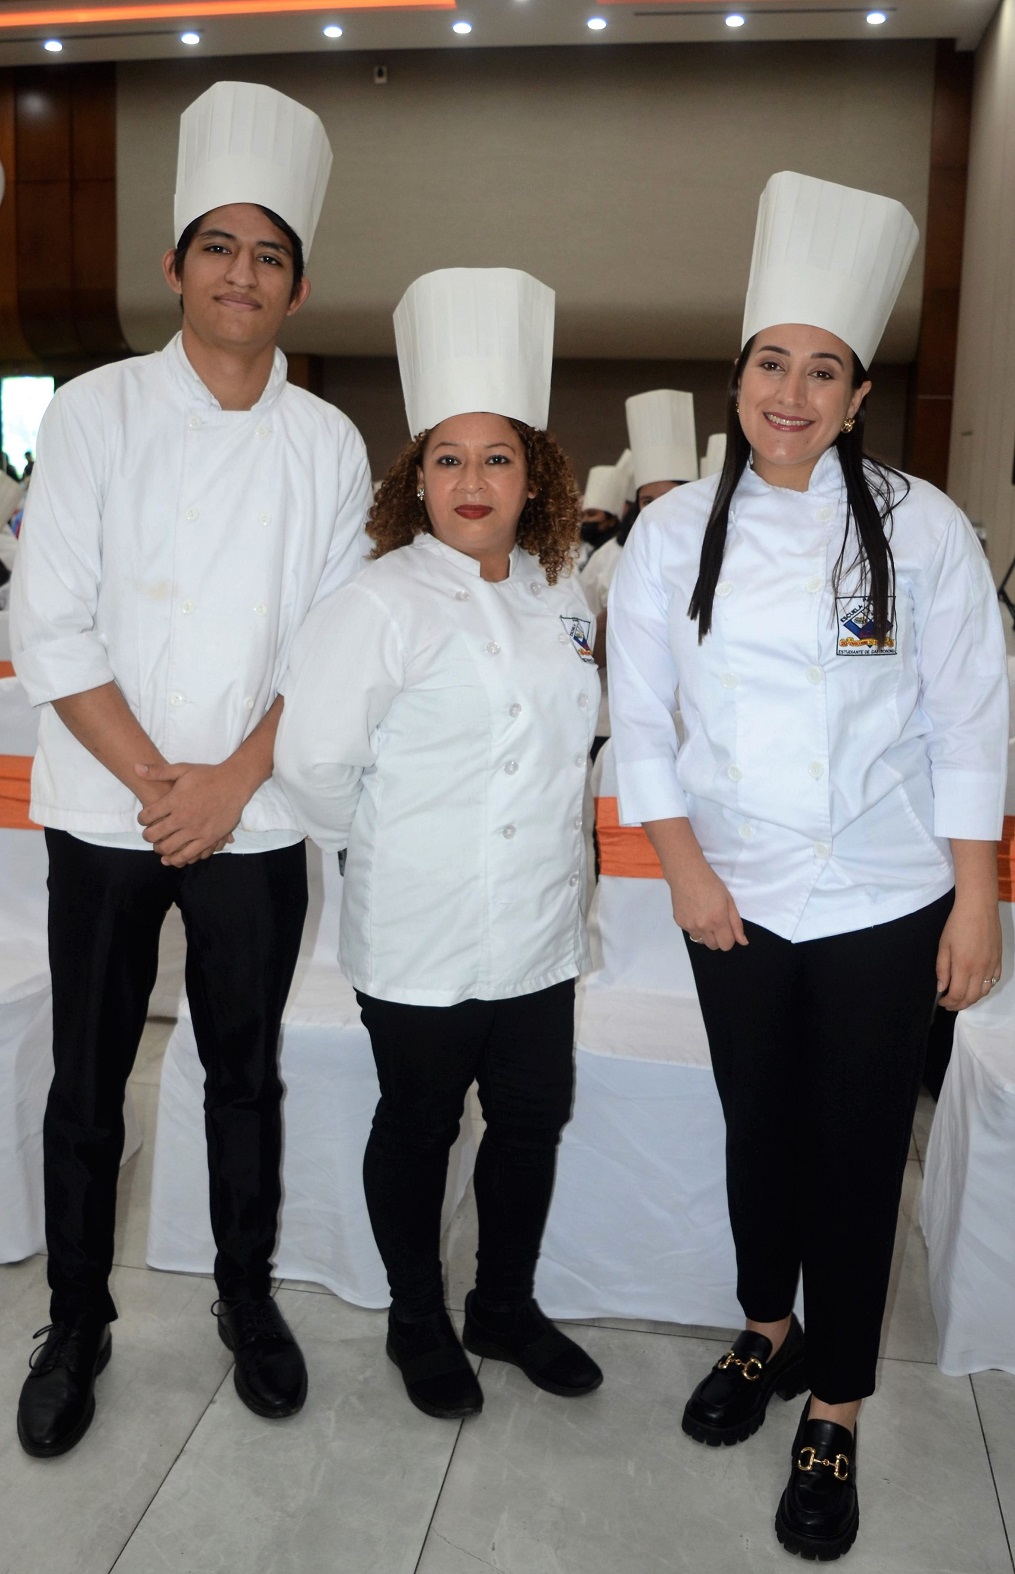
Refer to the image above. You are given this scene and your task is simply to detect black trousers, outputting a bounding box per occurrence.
[43,830,308,1324]
[684,892,952,1404]
[357,981,576,1320]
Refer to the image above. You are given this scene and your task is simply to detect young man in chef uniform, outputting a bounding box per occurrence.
[11,81,371,1456]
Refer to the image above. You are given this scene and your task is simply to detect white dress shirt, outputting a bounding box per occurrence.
[607,448,1009,942]
[275,533,600,1005]
[10,334,371,851]
[579,534,623,739]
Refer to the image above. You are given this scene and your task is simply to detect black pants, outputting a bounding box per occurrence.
[684,892,952,1403]
[357,981,576,1320]
[43,830,308,1324]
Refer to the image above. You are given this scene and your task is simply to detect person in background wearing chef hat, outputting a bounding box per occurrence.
[699,432,726,480]
[581,390,698,757]
[275,266,604,1423]
[578,462,625,569]
[608,171,1008,1561]
[11,81,371,1457]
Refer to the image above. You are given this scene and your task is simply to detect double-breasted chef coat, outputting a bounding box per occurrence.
[11,334,371,850]
[275,532,601,1005]
[607,447,1009,942]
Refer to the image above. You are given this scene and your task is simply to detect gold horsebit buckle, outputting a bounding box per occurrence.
[716,1350,763,1381]
[797,1445,850,1482]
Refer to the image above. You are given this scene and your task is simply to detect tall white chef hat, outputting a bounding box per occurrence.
[174,81,333,255]
[394,268,555,436]
[583,464,625,518]
[699,433,727,479]
[625,390,698,489]
[615,448,637,506]
[741,171,919,370]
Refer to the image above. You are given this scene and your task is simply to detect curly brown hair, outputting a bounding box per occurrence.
[367,420,582,585]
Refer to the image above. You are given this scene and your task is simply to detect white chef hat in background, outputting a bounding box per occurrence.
[625,390,698,489]
[699,433,727,479]
[582,464,625,518]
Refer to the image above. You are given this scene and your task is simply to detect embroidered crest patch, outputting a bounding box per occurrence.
[835,597,896,656]
[560,615,597,664]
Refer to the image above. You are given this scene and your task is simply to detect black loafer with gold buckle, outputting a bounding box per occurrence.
[775,1401,859,1561]
[682,1313,806,1446]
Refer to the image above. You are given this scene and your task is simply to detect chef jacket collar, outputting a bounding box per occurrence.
[163,330,289,414]
[741,444,844,500]
[412,530,525,580]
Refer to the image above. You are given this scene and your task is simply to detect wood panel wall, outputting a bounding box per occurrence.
[0,63,128,370]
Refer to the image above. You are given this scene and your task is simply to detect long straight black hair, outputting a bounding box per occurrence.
[687,335,909,646]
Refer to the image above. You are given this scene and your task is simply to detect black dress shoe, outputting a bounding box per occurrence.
[775,1401,859,1561]
[214,1297,307,1419]
[682,1313,806,1446]
[17,1318,111,1458]
[462,1291,603,1398]
[386,1307,484,1420]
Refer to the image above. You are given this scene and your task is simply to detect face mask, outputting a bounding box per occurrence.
[581,520,613,545]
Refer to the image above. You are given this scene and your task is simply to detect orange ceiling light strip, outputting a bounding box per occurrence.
[0,0,454,28]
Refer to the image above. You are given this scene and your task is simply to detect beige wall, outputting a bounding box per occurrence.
[949,0,1015,586]
[117,40,934,362]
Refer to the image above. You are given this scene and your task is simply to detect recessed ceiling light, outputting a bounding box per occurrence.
[323,22,342,36]
[725,13,746,27]
[180,30,200,43]
[587,16,607,30]
[866,9,887,22]
[452,19,472,32]
[43,37,63,51]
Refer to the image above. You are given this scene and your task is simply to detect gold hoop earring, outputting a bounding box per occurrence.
[841,417,856,434]
[416,486,425,502]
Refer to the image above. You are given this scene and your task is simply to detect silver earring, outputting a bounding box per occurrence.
[416,486,425,502]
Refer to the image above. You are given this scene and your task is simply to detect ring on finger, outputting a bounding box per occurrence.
[689,933,705,944]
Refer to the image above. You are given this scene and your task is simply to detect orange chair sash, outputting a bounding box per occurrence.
[595,795,663,879]
[0,754,35,829]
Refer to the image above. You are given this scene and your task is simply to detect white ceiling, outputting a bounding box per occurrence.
[0,0,999,68]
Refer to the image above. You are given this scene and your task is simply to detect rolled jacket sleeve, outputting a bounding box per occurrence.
[274,580,405,853]
[913,507,1009,839]
[10,388,117,705]
[606,514,689,825]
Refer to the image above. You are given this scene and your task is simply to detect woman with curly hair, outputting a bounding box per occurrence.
[275,267,603,1422]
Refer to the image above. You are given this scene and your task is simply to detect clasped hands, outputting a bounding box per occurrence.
[134,758,251,867]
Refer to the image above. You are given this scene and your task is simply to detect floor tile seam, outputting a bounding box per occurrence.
[411,1359,482,1574]
[970,1375,1015,1572]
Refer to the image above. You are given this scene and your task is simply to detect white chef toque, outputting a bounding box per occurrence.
[615,448,637,507]
[699,433,727,479]
[625,390,698,489]
[741,171,919,370]
[174,81,333,255]
[394,268,555,436]
[582,465,625,519]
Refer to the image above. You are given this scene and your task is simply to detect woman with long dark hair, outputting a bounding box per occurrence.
[608,173,1009,1562]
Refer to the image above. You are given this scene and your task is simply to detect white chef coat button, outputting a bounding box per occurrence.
[574,753,585,768]
[573,816,582,830]
[727,764,743,782]
[455,589,470,602]
[577,693,590,709]
[187,415,201,430]
[558,632,569,644]
[504,760,519,775]
[738,823,755,840]
[806,665,824,685]
[568,873,580,887]
[502,824,517,839]
[486,641,501,655]
[185,507,199,521]
[814,842,831,860]
[253,603,266,616]
[181,601,193,614]
[169,693,183,706]
[716,581,733,598]
[256,424,270,438]
[509,703,522,718]
[806,575,823,593]
[529,582,542,595]
[808,761,825,779]
[243,696,255,710]
[816,506,834,523]
[721,672,738,690]
[259,512,270,525]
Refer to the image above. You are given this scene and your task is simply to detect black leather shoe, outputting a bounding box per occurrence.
[462,1291,603,1397]
[775,1401,859,1561]
[17,1319,111,1458]
[682,1313,806,1446]
[214,1297,307,1419]
[386,1307,484,1420]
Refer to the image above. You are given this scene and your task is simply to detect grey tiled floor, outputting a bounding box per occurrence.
[1,1020,1013,1574]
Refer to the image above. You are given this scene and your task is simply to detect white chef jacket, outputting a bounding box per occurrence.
[579,534,622,739]
[275,533,600,1005]
[607,448,1009,942]
[10,333,371,851]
